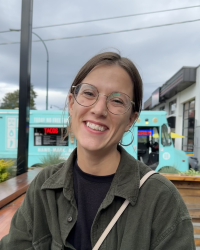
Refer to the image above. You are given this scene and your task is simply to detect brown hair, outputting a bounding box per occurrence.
[69,52,143,114]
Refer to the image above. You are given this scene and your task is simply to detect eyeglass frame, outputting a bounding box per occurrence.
[71,83,135,115]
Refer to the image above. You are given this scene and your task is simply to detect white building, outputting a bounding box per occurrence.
[144,65,200,162]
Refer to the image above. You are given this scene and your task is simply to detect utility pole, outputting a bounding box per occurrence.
[17,0,33,175]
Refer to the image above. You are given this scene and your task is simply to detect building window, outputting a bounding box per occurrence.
[182,100,195,152]
[159,106,165,111]
[34,128,68,146]
[169,100,176,115]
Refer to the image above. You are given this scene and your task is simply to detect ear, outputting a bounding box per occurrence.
[68,93,74,116]
[125,112,138,132]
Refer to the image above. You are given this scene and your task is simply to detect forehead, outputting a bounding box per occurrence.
[82,64,134,98]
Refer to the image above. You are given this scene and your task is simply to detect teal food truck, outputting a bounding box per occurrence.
[0,110,76,167]
[124,111,188,172]
[0,109,188,171]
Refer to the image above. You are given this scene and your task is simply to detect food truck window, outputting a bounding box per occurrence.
[34,128,68,146]
[137,127,159,167]
[161,124,171,146]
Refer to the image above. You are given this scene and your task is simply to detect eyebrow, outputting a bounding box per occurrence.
[73,82,133,100]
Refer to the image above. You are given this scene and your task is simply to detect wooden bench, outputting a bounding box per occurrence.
[0,168,42,209]
[161,173,200,247]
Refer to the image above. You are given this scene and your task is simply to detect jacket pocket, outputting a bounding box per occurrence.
[33,235,62,250]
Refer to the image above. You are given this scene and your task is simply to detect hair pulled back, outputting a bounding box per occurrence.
[70,52,143,114]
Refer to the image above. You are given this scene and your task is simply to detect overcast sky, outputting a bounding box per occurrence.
[0,0,200,110]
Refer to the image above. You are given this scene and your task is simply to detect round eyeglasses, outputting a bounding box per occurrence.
[72,83,135,115]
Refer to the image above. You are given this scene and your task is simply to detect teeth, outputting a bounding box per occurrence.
[86,122,107,131]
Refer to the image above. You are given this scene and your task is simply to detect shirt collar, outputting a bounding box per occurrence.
[41,146,149,206]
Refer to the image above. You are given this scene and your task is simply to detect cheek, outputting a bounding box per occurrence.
[70,104,89,126]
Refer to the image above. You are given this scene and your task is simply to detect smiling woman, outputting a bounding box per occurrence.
[0,52,195,250]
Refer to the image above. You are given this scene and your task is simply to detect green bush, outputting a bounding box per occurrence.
[0,159,15,183]
[39,152,65,168]
[158,166,200,175]
[180,168,200,176]
[158,166,179,174]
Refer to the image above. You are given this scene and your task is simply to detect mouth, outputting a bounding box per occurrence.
[84,121,108,132]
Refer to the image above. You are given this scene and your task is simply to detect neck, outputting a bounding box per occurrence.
[76,144,120,176]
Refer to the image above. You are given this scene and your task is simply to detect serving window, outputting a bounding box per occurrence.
[34,128,68,146]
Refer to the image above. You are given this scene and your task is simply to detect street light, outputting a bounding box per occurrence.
[50,104,62,110]
[10,29,49,110]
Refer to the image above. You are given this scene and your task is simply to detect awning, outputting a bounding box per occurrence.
[170,132,185,138]
[152,132,184,139]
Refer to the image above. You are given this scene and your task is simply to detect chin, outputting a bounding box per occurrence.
[80,142,105,152]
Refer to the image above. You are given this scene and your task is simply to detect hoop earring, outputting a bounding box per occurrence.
[119,129,134,147]
[61,115,71,141]
[66,115,71,127]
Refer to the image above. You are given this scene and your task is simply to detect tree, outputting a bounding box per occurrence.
[1,84,37,109]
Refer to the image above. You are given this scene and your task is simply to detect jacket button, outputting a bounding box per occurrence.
[68,216,73,222]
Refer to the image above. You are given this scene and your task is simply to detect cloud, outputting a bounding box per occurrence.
[0,0,200,108]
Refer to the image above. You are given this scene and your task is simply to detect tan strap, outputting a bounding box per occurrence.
[92,170,156,250]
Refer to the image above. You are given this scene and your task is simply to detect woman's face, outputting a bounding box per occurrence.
[68,64,138,153]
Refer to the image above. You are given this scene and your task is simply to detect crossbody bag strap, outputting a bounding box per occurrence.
[92,170,156,250]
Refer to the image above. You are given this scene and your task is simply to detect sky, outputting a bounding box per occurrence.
[0,0,200,110]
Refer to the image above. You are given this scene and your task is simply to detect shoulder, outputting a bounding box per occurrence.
[135,159,189,214]
[28,161,66,191]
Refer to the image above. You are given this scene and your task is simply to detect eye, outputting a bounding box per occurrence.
[112,98,124,104]
[82,90,96,98]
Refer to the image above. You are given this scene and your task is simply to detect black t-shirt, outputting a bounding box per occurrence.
[67,160,115,250]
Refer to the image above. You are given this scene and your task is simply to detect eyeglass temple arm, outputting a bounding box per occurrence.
[131,101,135,106]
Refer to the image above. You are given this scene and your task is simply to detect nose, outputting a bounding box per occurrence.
[90,93,107,117]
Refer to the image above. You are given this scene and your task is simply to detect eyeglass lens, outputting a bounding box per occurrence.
[74,83,131,114]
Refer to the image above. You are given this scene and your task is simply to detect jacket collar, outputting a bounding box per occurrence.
[41,146,144,206]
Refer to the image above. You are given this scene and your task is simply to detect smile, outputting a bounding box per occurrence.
[86,122,107,132]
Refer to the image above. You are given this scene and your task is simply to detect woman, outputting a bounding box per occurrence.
[0,52,195,249]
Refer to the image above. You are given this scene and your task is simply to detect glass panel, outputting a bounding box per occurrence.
[184,111,188,119]
[184,102,189,111]
[190,100,195,109]
[188,109,195,118]
[188,128,194,139]
[161,124,171,146]
[187,144,193,152]
[188,118,195,128]
[183,128,188,137]
[183,137,188,146]
[183,119,188,128]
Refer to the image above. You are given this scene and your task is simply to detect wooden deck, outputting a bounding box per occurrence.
[0,171,200,246]
[0,194,25,239]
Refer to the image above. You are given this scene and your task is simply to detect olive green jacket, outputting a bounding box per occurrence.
[0,147,195,250]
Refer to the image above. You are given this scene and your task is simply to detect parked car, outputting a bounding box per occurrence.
[188,156,199,171]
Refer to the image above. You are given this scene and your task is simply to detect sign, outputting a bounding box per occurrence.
[6,117,18,150]
[44,128,58,134]
[138,130,153,136]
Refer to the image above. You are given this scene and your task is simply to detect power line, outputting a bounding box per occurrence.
[0,5,200,33]
[30,5,200,29]
[0,30,11,34]
[1,18,200,46]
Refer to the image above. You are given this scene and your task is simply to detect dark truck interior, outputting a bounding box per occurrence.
[137,127,159,170]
